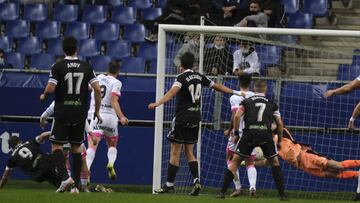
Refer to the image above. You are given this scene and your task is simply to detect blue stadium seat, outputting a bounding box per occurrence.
[128,0,152,9]
[0,36,12,52]
[5,20,30,38]
[111,6,136,25]
[106,40,131,59]
[274,35,298,44]
[156,0,167,8]
[94,22,119,41]
[82,5,107,24]
[352,55,360,65]
[24,3,48,22]
[30,53,55,70]
[148,58,157,73]
[36,21,61,39]
[78,39,101,57]
[303,0,328,17]
[106,0,123,7]
[142,7,162,21]
[123,24,146,43]
[17,37,41,55]
[283,0,299,14]
[256,45,281,65]
[47,38,63,56]
[121,57,145,73]
[287,13,313,29]
[337,64,360,81]
[0,2,19,20]
[54,4,78,22]
[5,52,24,68]
[65,22,90,40]
[137,42,157,59]
[90,55,112,72]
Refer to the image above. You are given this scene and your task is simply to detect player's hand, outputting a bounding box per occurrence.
[93,112,102,124]
[224,129,231,137]
[39,94,47,101]
[40,117,47,129]
[119,116,129,126]
[323,90,334,99]
[348,120,355,131]
[148,103,157,110]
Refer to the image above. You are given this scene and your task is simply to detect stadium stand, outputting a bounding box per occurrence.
[123,24,147,43]
[30,53,55,70]
[137,42,157,59]
[82,4,108,24]
[94,22,120,42]
[121,57,146,73]
[128,0,152,9]
[302,0,328,17]
[106,40,131,59]
[111,6,137,25]
[36,21,61,39]
[16,37,41,55]
[4,52,24,68]
[90,55,112,72]
[0,36,12,53]
[78,39,101,57]
[23,3,48,22]
[287,13,313,29]
[65,21,90,40]
[141,7,162,21]
[0,2,19,21]
[46,38,63,56]
[282,0,299,14]
[53,4,78,22]
[5,20,30,38]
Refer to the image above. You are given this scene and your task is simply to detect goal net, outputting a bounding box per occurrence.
[153,24,360,200]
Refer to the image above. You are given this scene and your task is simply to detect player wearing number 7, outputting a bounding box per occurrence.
[148,52,241,196]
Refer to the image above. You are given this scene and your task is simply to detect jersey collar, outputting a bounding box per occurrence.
[255,93,265,96]
[184,69,193,73]
[64,56,79,60]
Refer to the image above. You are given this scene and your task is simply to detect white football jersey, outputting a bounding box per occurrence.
[88,74,122,117]
[230,90,255,134]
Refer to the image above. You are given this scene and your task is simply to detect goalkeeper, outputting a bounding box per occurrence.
[256,128,360,179]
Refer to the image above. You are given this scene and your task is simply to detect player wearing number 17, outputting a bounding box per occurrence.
[148,52,240,196]
[40,37,102,193]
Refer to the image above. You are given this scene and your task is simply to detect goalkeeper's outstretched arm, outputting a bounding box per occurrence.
[348,101,360,130]
[324,78,360,98]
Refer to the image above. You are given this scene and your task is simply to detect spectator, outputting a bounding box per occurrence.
[173,35,200,70]
[204,36,233,75]
[263,0,285,28]
[0,49,13,69]
[232,42,260,76]
[235,0,268,27]
[209,0,250,26]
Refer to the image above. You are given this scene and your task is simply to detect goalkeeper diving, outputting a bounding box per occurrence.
[256,127,360,179]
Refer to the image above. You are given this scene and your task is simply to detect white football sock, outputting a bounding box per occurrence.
[247,165,257,190]
[107,147,117,165]
[233,170,241,190]
[357,168,360,193]
[86,148,96,170]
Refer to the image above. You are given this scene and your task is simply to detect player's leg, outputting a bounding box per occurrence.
[104,116,119,180]
[327,159,360,170]
[184,143,202,196]
[355,168,360,201]
[80,144,90,192]
[227,151,242,197]
[245,157,257,197]
[62,145,71,176]
[49,119,74,192]
[86,118,103,170]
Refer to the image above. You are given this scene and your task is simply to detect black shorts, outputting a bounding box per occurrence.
[50,119,85,145]
[167,119,199,144]
[33,155,62,188]
[236,130,277,159]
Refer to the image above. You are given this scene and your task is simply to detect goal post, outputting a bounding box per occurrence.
[153,24,360,199]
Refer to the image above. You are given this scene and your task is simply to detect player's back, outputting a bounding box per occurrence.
[278,137,301,167]
[174,69,214,124]
[230,91,255,134]
[50,57,97,123]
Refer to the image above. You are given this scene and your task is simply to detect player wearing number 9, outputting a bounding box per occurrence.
[148,52,240,196]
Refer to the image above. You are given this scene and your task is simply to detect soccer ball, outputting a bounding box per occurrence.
[254,147,264,161]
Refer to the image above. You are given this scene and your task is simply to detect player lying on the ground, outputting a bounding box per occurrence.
[40,101,92,192]
[0,132,67,189]
[255,128,360,179]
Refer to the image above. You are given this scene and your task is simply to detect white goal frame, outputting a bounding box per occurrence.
[152,24,360,193]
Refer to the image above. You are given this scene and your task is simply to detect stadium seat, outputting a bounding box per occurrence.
[148,58,157,73]
[106,0,123,7]
[90,55,112,72]
[128,0,152,9]
[137,42,157,59]
[65,22,90,40]
[123,24,146,43]
[94,22,119,41]
[47,38,63,56]
[54,4,78,22]
[17,37,41,55]
[352,55,360,65]
[256,45,281,65]
[111,6,136,25]
[287,13,313,29]
[0,2,19,20]
[142,7,162,21]
[156,0,167,8]
[274,35,298,44]
[5,20,30,38]
[302,0,328,17]
[36,21,61,39]
[30,53,55,70]
[0,36,12,53]
[24,3,48,22]
[78,39,101,57]
[82,5,107,24]
[121,57,146,73]
[283,0,299,14]
[5,52,24,68]
[106,40,131,59]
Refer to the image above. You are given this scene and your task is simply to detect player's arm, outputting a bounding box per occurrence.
[233,105,245,143]
[35,131,51,144]
[91,81,102,122]
[274,115,283,146]
[0,167,12,189]
[111,94,128,125]
[148,86,181,109]
[348,101,360,130]
[224,111,236,137]
[212,83,238,95]
[40,65,58,101]
[324,78,360,98]
[40,101,55,129]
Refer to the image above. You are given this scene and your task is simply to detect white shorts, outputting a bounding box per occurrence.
[90,113,118,138]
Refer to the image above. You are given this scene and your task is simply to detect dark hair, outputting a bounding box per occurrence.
[254,79,267,93]
[62,37,77,56]
[8,136,21,149]
[250,0,261,8]
[238,73,252,88]
[0,49,4,55]
[180,52,195,69]
[107,61,120,74]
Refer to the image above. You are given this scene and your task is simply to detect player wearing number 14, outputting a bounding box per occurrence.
[149,52,240,196]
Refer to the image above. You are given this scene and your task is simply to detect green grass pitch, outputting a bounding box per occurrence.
[0,180,351,203]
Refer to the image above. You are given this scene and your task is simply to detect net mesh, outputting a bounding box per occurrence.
[157,29,360,200]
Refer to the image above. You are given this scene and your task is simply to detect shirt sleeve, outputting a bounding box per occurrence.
[201,74,214,88]
[48,64,59,85]
[112,81,122,97]
[40,101,55,119]
[243,52,260,74]
[273,103,281,117]
[88,66,98,85]
[172,75,183,88]
[6,160,16,169]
